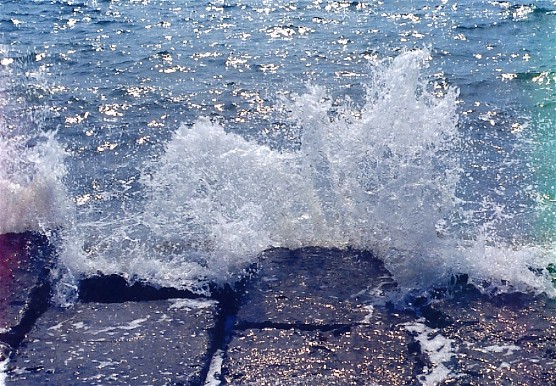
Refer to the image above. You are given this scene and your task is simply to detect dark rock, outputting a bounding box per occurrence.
[6,299,220,385]
[425,293,556,385]
[235,247,397,327]
[223,247,556,385]
[224,247,418,384]
[79,274,206,303]
[224,324,416,386]
[4,243,556,385]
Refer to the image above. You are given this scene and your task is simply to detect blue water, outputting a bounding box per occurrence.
[1,1,555,301]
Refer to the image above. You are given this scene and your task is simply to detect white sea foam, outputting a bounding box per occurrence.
[168,298,218,311]
[0,343,7,386]
[51,49,555,300]
[0,359,6,386]
[479,344,521,356]
[0,60,70,236]
[204,349,224,386]
[0,131,69,235]
[405,320,457,385]
[91,317,150,336]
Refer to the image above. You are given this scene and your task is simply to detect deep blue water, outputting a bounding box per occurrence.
[1,1,555,301]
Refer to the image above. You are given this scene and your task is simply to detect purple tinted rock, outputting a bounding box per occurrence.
[224,247,556,385]
[0,232,52,349]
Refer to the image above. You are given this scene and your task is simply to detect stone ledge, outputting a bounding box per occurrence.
[3,240,556,385]
[7,299,220,385]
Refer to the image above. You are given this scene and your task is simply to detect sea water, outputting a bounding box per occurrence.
[0,0,555,304]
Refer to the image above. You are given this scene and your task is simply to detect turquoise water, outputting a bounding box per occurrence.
[0,0,555,301]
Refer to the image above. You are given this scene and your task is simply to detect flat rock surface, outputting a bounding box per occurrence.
[224,247,556,386]
[224,323,418,386]
[3,245,556,385]
[225,248,419,385]
[423,292,556,385]
[235,247,395,327]
[6,298,219,385]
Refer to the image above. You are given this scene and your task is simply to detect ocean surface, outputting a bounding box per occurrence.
[0,0,555,305]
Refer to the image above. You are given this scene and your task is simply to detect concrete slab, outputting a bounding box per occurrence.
[4,243,556,385]
[6,298,220,385]
[223,248,556,385]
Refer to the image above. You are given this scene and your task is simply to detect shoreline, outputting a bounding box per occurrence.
[2,242,556,385]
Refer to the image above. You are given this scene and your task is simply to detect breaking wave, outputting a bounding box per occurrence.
[0,56,69,236]
[52,49,555,301]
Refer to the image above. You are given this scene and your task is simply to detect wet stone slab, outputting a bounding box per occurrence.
[422,291,556,385]
[224,322,418,386]
[5,243,556,385]
[224,247,420,385]
[235,247,397,327]
[6,298,219,385]
[223,248,556,385]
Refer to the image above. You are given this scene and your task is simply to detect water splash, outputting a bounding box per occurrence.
[54,49,555,299]
[0,57,69,236]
